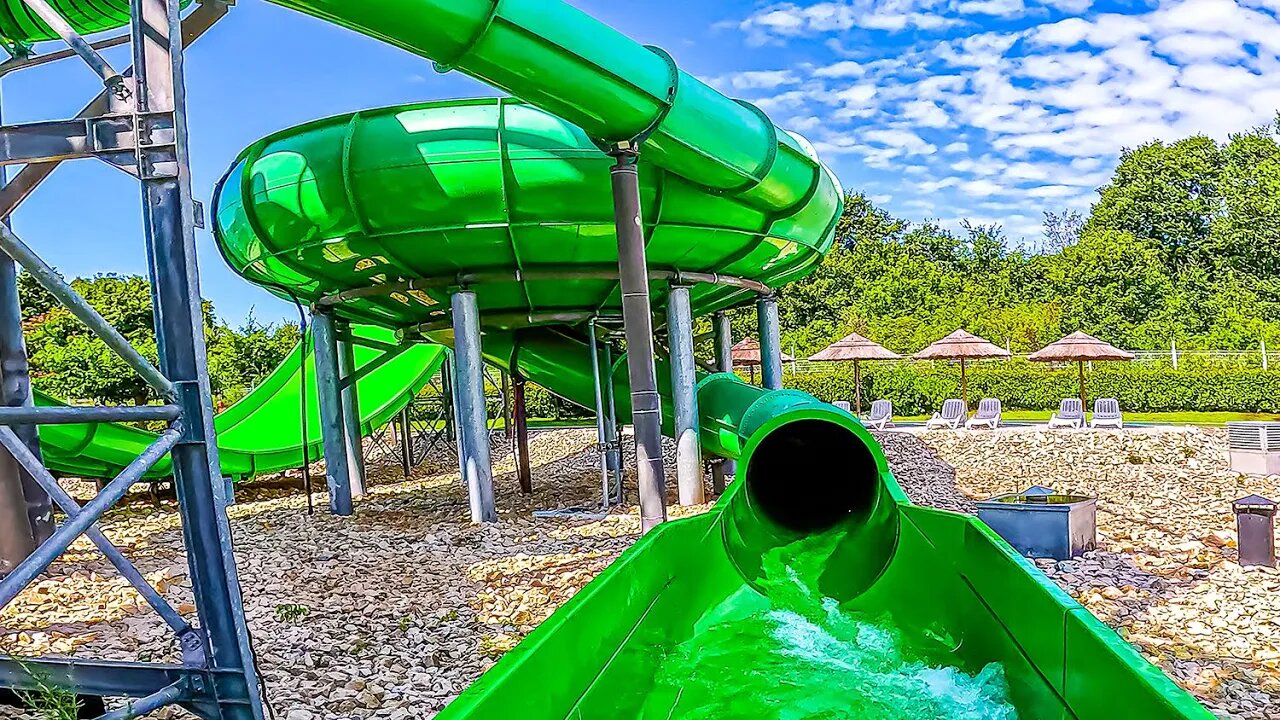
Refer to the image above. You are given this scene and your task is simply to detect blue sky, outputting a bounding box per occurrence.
[5,0,1279,325]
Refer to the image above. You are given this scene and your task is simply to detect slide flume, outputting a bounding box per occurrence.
[0,0,1213,716]
[33,326,443,479]
[207,0,1212,715]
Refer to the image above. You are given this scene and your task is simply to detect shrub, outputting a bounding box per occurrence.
[784,360,1280,415]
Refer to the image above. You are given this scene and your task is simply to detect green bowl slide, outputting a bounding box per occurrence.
[32,326,444,480]
[6,0,1213,716]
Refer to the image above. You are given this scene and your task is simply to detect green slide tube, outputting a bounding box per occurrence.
[31,326,443,479]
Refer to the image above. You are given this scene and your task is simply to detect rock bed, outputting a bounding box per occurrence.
[0,429,710,718]
[916,426,1280,719]
[1,425,1276,718]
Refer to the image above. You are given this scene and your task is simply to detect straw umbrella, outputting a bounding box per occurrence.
[808,332,901,414]
[1027,331,1134,411]
[731,337,794,384]
[912,330,1010,408]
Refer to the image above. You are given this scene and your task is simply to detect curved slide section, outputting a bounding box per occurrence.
[33,326,444,479]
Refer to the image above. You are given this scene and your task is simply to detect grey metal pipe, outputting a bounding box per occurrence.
[318,268,769,308]
[757,295,784,391]
[666,286,703,505]
[0,427,190,634]
[712,310,735,490]
[18,0,124,91]
[0,85,53,548]
[311,311,352,516]
[397,406,412,478]
[336,337,366,497]
[511,373,532,494]
[94,680,187,720]
[601,341,621,503]
[0,224,173,399]
[713,311,733,372]
[610,147,666,532]
[588,320,611,508]
[0,427,180,610]
[452,291,497,523]
[0,404,181,425]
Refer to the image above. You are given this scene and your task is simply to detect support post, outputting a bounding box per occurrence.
[398,405,412,478]
[712,310,734,491]
[609,145,666,532]
[588,320,612,507]
[452,290,497,523]
[501,369,512,439]
[512,373,532,495]
[132,0,264,713]
[602,340,621,499]
[337,335,366,497]
[0,88,53,550]
[312,310,352,516]
[666,286,702,505]
[757,295,783,391]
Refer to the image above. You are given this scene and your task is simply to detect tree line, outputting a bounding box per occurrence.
[19,272,299,407]
[773,118,1280,358]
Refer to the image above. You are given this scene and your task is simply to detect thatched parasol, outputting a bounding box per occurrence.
[808,332,901,414]
[912,330,1010,408]
[1028,331,1134,411]
[731,337,794,384]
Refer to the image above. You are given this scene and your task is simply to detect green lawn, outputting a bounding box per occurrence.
[893,410,1279,426]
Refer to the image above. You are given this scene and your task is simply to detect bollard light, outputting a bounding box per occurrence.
[1232,494,1277,568]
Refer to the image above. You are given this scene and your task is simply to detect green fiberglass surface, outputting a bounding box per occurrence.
[33,326,443,479]
[202,0,1213,714]
[212,97,841,329]
[0,0,190,44]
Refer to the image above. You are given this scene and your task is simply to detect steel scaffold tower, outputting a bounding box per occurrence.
[0,1,265,717]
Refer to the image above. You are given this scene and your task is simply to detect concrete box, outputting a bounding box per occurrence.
[976,493,1097,560]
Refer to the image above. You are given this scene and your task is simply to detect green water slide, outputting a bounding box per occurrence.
[32,326,443,480]
[3,0,1211,716]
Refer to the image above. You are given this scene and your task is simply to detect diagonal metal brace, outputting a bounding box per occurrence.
[0,428,181,609]
[18,0,127,97]
[0,223,175,400]
[0,427,199,650]
[0,0,230,221]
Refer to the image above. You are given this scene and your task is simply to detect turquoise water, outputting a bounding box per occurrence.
[648,535,1019,719]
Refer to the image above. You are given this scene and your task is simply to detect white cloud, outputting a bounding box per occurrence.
[724,70,802,90]
[957,0,1025,16]
[813,60,865,77]
[863,127,938,155]
[723,0,1280,229]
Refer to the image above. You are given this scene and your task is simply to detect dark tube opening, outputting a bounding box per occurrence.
[745,419,879,533]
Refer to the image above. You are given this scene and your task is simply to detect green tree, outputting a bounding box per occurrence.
[20,272,299,405]
[1085,135,1224,271]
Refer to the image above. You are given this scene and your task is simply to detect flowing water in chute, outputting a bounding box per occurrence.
[643,534,1020,719]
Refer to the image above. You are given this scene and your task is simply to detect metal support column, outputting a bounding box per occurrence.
[0,86,53,551]
[452,290,497,523]
[0,0,261,716]
[397,405,413,478]
[511,373,532,494]
[132,0,263,715]
[602,341,621,502]
[588,320,612,507]
[500,370,512,439]
[757,295,783,391]
[337,335,366,497]
[666,286,702,505]
[609,145,666,531]
[712,311,734,491]
[312,310,352,516]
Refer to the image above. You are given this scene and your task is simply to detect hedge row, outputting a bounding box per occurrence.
[783,361,1280,415]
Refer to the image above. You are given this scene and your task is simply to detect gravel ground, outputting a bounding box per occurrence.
[914,426,1280,720]
[0,424,1274,718]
